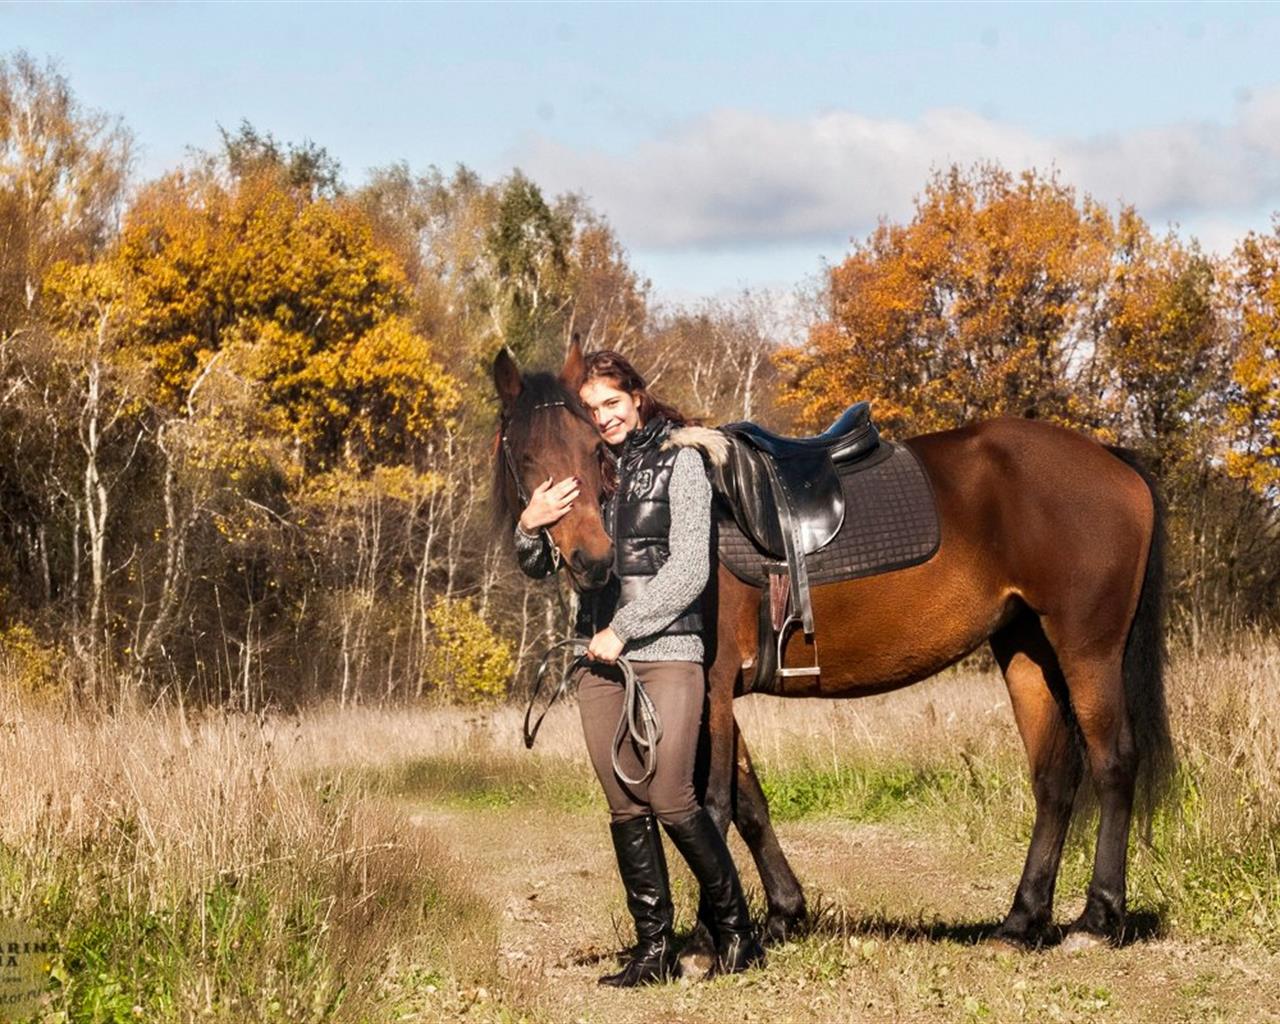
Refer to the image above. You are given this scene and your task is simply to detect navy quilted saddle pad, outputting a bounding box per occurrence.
[717,441,941,587]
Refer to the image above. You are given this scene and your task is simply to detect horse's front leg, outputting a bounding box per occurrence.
[678,639,742,976]
[732,724,807,942]
[703,652,739,831]
[682,701,808,973]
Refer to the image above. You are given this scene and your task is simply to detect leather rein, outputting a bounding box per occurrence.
[523,639,661,787]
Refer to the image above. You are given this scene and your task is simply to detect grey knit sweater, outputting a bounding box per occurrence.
[513,445,710,662]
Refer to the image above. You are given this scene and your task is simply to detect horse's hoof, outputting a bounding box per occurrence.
[982,936,1028,957]
[989,920,1058,952]
[1058,930,1108,955]
[679,922,718,981]
[763,910,804,945]
[677,949,715,982]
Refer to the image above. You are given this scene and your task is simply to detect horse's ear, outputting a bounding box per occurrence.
[560,334,586,391]
[493,347,523,410]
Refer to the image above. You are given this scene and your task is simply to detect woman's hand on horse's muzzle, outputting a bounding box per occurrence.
[586,627,624,664]
[519,476,580,532]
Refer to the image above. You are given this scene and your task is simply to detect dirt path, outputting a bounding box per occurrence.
[410,802,1280,1023]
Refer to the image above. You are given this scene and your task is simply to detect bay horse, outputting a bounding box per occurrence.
[492,343,1172,957]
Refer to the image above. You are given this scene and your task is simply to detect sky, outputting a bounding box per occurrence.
[6,2,1280,303]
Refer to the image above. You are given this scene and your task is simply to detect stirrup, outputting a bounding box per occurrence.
[776,612,820,679]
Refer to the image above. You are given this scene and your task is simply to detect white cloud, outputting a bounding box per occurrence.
[517,92,1280,250]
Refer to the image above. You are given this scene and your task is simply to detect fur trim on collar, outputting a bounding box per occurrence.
[662,425,731,467]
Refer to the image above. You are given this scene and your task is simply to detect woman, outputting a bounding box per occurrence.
[513,350,764,986]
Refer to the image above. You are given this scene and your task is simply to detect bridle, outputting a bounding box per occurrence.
[499,398,569,572]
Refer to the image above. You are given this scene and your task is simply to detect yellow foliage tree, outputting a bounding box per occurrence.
[94,165,458,471]
[0,621,67,699]
[424,596,515,704]
[0,50,131,337]
[1094,209,1225,476]
[32,159,464,695]
[1227,226,1280,500]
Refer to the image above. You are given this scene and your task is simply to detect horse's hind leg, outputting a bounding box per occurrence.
[1054,648,1136,949]
[991,611,1083,948]
[732,723,807,942]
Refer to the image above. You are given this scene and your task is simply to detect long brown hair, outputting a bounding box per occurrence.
[583,351,695,496]
[582,350,694,429]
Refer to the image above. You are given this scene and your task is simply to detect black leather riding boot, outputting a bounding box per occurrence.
[599,815,678,987]
[662,808,766,975]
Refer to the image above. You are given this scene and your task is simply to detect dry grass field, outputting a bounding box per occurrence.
[2,636,1278,1021]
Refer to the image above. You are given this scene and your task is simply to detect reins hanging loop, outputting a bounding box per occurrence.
[523,639,662,787]
[523,638,587,749]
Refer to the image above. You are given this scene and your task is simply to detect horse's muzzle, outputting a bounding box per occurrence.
[571,549,613,590]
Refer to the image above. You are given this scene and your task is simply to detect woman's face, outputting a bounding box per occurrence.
[580,378,642,446]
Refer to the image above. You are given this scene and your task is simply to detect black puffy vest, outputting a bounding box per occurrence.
[575,415,704,639]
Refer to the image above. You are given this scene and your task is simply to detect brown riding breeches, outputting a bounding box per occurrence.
[576,660,705,824]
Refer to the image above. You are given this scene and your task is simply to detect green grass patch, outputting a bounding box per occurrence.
[756,751,1022,827]
[0,776,501,1022]
[367,753,603,814]
[1128,765,1280,946]
[3,844,350,1021]
[752,750,1280,949]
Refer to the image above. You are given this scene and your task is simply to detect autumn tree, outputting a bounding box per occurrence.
[1227,224,1280,503]
[0,51,131,338]
[21,153,463,703]
[357,163,497,371]
[0,55,132,694]
[1092,210,1226,479]
[1176,222,1280,628]
[19,262,147,695]
[632,290,790,425]
[781,162,1277,629]
[219,119,343,199]
[560,196,650,355]
[355,164,654,686]
[779,165,1114,436]
[110,166,457,472]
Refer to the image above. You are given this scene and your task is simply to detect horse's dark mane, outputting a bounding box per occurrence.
[491,372,595,531]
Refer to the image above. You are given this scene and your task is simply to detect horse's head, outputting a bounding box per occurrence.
[492,341,614,591]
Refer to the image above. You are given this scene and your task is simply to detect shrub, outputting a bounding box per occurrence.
[424,597,515,704]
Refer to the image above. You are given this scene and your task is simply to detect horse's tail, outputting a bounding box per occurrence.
[1107,446,1176,827]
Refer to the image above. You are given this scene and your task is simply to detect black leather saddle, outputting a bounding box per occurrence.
[710,402,881,642]
[726,401,877,463]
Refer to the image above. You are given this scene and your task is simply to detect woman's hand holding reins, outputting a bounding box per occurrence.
[586,626,624,664]
[518,476,580,533]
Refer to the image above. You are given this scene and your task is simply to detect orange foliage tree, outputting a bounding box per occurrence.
[779,165,1114,436]
[778,164,1278,626]
[1093,209,1226,480]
